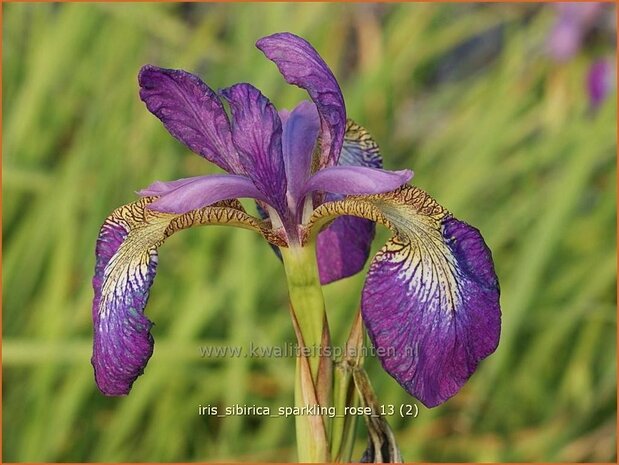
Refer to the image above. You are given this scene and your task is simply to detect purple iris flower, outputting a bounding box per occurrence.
[92,32,501,409]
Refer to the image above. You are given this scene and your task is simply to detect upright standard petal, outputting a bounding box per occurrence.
[220,83,287,214]
[281,101,320,204]
[257,33,346,170]
[92,197,284,396]
[138,65,243,173]
[308,186,501,407]
[315,121,389,284]
[138,174,269,214]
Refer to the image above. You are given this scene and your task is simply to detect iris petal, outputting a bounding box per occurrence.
[140,174,270,214]
[137,177,204,196]
[92,205,156,396]
[303,166,412,197]
[315,215,375,285]
[308,185,501,407]
[257,32,346,170]
[220,83,287,214]
[339,120,383,169]
[316,120,386,284]
[282,101,320,204]
[138,65,243,174]
[92,197,284,396]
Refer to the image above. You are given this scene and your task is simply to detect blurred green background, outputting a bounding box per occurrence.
[3,2,617,462]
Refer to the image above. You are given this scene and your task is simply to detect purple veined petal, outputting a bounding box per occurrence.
[316,120,383,284]
[219,83,288,214]
[282,101,320,204]
[257,33,346,170]
[92,207,156,395]
[143,174,270,214]
[303,166,412,198]
[362,214,500,407]
[338,120,382,169]
[138,65,244,174]
[92,197,282,396]
[307,185,501,407]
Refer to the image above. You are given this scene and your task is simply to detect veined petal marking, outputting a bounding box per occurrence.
[340,120,382,169]
[92,197,285,396]
[307,185,501,407]
[315,119,384,284]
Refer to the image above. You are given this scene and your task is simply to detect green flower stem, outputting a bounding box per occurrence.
[331,310,364,462]
[331,362,359,462]
[282,245,325,379]
[281,245,331,462]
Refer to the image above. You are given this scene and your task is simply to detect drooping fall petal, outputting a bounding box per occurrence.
[92,198,283,396]
[308,185,501,407]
